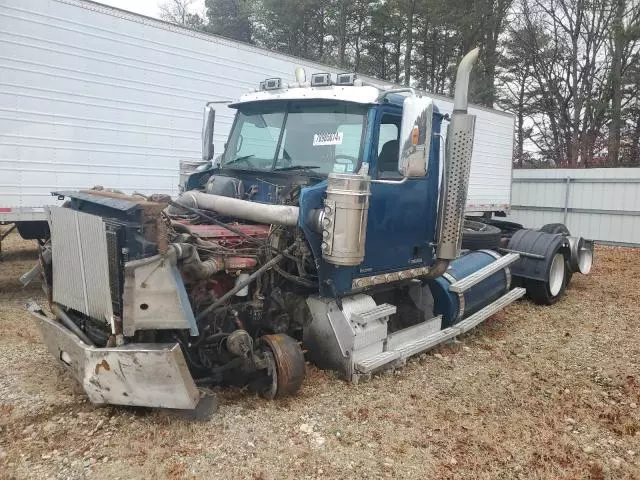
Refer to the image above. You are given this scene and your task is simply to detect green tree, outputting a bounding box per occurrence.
[254,0,328,60]
[413,0,458,94]
[358,2,393,80]
[204,0,252,43]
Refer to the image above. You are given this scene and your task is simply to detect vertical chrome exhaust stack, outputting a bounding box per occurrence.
[436,47,480,261]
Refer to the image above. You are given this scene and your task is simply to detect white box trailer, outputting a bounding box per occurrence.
[0,0,514,239]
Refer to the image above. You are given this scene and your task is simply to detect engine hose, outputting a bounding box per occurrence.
[169,243,223,279]
[193,244,295,325]
[172,334,209,373]
[201,332,229,344]
[51,304,96,346]
[175,190,299,226]
[273,263,318,288]
[170,221,193,235]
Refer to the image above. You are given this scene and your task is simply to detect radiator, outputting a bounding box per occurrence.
[46,206,113,324]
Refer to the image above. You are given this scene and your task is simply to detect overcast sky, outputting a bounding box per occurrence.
[95,0,206,20]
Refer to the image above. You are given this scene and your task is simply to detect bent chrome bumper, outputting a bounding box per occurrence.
[30,307,199,410]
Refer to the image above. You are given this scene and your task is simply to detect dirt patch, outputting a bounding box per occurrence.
[0,233,639,479]
[0,233,43,344]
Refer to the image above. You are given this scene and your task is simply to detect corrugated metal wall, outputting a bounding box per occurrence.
[508,168,640,245]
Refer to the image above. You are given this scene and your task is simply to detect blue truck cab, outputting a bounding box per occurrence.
[187,89,444,299]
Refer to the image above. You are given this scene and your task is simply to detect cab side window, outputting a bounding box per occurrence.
[376,116,401,178]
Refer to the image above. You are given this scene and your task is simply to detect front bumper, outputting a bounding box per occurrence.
[30,307,200,410]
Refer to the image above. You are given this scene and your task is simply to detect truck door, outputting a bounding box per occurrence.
[359,109,439,275]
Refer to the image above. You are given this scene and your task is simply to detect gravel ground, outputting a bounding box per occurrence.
[1,232,639,479]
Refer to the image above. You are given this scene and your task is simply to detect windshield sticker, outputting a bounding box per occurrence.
[332,163,347,173]
[313,132,343,146]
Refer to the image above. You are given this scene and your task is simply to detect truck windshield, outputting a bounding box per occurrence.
[223,101,368,175]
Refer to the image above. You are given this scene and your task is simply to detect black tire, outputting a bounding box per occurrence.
[477,218,523,239]
[461,220,502,250]
[481,218,524,232]
[258,334,305,399]
[16,221,50,240]
[524,251,567,305]
[539,223,573,286]
[539,223,570,235]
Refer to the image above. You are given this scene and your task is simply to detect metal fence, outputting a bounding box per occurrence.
[507,168,640,246]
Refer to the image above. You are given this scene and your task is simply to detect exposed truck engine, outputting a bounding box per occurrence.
[27,49,594,412]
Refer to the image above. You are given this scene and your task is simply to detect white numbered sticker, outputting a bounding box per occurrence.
[313,132,343,146]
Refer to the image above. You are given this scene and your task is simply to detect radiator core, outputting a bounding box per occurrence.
[46,206,114,324]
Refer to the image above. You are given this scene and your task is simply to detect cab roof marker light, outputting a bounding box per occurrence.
[310,73,331,87]
[336,73,357,86]
[263,78,282,90]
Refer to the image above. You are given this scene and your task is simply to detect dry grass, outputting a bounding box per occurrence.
[0,232,639,479]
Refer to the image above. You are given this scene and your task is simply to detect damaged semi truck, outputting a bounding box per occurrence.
[28,49,594,412]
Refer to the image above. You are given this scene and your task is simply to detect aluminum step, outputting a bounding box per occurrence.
[448,252,520,293]
[454,287,526,334]
[386,316,441,351]
[354,351,401,373]
[393,327,460,358]
[352,288,527,376]
[351,303,397,326]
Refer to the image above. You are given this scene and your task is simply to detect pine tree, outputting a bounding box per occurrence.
[204,0,252,43]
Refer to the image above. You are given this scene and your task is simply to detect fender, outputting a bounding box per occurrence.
[507,229,568,282]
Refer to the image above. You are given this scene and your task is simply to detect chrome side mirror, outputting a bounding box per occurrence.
[398,96,433,178]
[202,104,215,161]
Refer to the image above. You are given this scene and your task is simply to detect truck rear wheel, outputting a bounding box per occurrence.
[525,252,567,305]
[539,223,573,286]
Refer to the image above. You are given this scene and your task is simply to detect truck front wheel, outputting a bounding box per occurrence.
[257,334,305,400]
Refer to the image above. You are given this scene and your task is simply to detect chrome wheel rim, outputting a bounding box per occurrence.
[578,248,593,274]
[549,253,565,296]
